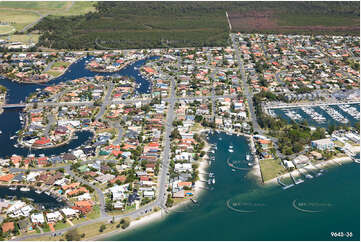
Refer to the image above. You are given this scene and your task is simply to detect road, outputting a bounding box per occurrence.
[111,122,123,145]
[44,113,55,137]
[231,33,263,135]
[95,82,114,121]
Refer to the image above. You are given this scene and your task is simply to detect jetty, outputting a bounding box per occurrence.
[290,173,304,185]
[277,177,294,190]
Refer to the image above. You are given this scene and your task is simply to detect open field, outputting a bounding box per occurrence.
[0,8,40,32]
[0,1,95,16]
[8,33,40,43]
[259,158,287,182]
[0,25,15,35]
[229,10,359,35]
[0,1,95,45]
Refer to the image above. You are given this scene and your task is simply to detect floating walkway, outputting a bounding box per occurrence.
[290,173,304,185]
[277,177,294,190]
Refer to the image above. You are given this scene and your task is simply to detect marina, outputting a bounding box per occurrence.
[271,103,360,128]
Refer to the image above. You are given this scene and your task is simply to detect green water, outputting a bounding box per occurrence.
[105,133,360,241]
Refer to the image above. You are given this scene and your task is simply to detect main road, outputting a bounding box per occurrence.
[230,33,263,135]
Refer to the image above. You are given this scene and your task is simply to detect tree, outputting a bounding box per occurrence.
[65,229,81,241]
[99,224,106,232]
[166,194,174,207]
[121,217,130,229]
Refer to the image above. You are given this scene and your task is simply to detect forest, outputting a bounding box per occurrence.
[31,1,360,50]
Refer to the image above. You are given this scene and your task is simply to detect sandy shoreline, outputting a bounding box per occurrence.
[265,155,354,185]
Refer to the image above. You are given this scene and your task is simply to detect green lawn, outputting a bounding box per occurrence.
[54,221,70,231]
[0,9,40,31]
[0,24,15,34]
[259,158,287,182]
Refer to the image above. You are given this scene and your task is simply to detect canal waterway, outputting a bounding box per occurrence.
[0,186,65,209]
[0,56,158,158]
[105,132,360,241]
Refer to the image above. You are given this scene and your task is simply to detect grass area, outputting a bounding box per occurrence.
[45,70,63,78]
[333,140,345,147]
[0,9,40,31]
[190,123,203,132]
[9,33,40,43]
[54,221,70,230]
[54,1,96,16]
[0,1,95,16]
[277,14,359,27]
[0,24,14,34]
[259,158,287,182]
[52,61,71,68]
[107,204,136,216]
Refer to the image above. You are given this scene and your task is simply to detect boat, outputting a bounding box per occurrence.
[0,130,2,134]
[35,190,42,194]
[248,162,254,167]
[229,145,233,149]
[212,178,215,184]
[228,149,234,153]
[246,154,251,161]
[190,198,198,204]
[20,187,30,192]
[9,186,17,190]
[44,191,51,196]
[232,169,236,172]
[305,174,313,179]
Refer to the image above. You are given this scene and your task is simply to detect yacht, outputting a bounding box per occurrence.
[9,186,17,190]
[20,187,30,192]
[305,174,313,179]
[35,189,42,194]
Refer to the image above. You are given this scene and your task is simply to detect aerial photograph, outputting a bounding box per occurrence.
[0,0,359,241]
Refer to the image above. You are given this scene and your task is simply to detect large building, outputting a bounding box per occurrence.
[311,138,334,150]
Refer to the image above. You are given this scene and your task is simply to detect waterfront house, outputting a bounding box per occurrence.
[293,155,310,165]
[311,138,334,150]
[61,208,79,219]
[46,211,63,223]
[0,174,15,183]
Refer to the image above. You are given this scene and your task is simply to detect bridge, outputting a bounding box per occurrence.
[2,103,28,109]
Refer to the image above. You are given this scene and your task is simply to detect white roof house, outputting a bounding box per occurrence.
[61,208,79,218]
[46,211,63,222]
[174,163,193,172]
[143,191,155,198]
[76,193,92,201]
[31,213,45,224]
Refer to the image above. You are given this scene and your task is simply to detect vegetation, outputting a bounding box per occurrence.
[259,158,287,182]
[65,228,81,241]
